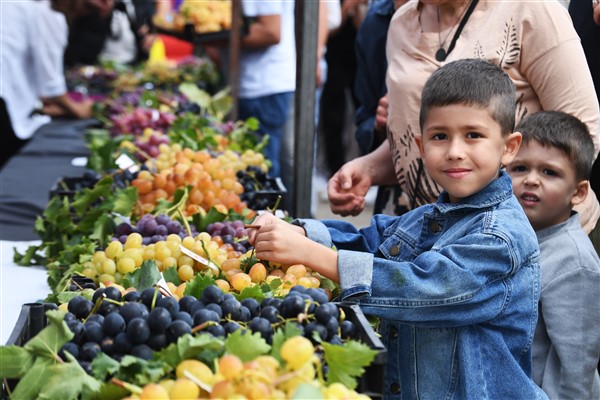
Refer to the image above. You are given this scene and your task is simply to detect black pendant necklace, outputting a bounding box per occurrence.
[435,0,477,62]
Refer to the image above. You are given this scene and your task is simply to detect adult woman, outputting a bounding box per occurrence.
[328,0,600,234]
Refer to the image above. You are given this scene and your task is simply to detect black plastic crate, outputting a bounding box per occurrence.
[335,303,386,399]
[48,176,94,201]
[245,177,287,210]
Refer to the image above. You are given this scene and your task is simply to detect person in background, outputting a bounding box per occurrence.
[569,0,600,206]
[353,0,408,216]
[327,0,600,242]
[507,111,600,399]
[236,0,296,178]
[248,59,546,399]
[318,0,366,178]
[0,0,110,169]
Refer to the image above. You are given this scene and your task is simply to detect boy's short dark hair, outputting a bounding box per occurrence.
[419,58,516,135]
[516,111,594,181]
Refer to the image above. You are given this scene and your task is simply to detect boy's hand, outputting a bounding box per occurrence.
[252,224,311,266]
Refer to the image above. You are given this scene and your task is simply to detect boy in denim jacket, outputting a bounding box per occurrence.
[249,59,546,399]
[507,111,600,399]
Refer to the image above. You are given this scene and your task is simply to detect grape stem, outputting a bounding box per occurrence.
[191,320,219,334]
[110,378,142,395]
[83,294,105,323]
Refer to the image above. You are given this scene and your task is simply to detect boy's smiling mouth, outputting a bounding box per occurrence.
[520,192,540,206]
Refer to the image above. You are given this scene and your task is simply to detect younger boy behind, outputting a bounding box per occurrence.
[507,111,600,399]
[249,59,547,399]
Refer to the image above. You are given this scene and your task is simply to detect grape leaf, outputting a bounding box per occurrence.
[57,288,95,304]
[37,358,102,400]
[121,260,161,290]
[91,352,120,381]
[322,340,378,390]
[178,82,210,109]
[111,355,170,386]
[237,284,266,302]
[0,346,34,378]
[155,334,224,369]
[183,273,215,299]
[23,309,73,359]
[10,358,55,399]
[71,177,113,215]
[292,383,324,400]
[13,244,46,266]
[224,329,270,362]
[162,266,181,286]
[89,213,116,245]
[112,186,138,216]
[88,381,129,400]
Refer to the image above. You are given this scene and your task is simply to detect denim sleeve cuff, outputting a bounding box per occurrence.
[338,249,372,300]
[292,218,332,247]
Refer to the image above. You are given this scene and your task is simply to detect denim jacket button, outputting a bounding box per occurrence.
[390,327,398,338]
[389,245,400,256]
[390,382,401,394]
[429,221,441,232]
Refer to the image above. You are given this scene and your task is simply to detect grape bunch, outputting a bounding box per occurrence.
[205,220,249,253]
[237,166,283,210]
[60,285,358,374]
[131,128,170,161]
[110,107,176,137]
[113,214,197,245]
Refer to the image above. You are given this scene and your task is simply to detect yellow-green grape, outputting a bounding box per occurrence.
[169,378,200,400]
[105,240,123,259]
[280,336,314,371]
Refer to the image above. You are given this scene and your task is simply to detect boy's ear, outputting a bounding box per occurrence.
[500,131,522,166]
[415,135,425,157]
[571,180,589,206]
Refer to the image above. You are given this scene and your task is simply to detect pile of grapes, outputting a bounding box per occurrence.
[131,129,170,161]
[110,107,176,137]
[205,220,249,253]
[113,214,197,245]
[60,285,358,373]
[237,166,284,210]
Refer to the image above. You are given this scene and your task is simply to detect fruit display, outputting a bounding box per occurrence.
[1,283,382,399]
[154,0,232,34]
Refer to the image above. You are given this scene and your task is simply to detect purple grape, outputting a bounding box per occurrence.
[142,218,158,236]
[233,243,247,253]
[221,225,236,237]
[155,225,168,236]
[213,222,224,232]
[231,220,244,229]
[166,221,181,234]
[156,214,170,225]
[235,227,247,238]
[116,222,133,236]
[222,235,234,245]
[142,237,152,246]
[151,235,163,243]
[136,219,146,233]
[119,235,128,244]
[205,223,215,235]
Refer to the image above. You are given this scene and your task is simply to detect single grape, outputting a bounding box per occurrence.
[87,314,104,325]
[103,312,126,336]
[304,321,328,344]
[148,307,172,333]
[123,290,141,302]
[59,342,80,360]
[114,332,133,354]
[131,343,153,360]
[201,285,224,305]
[306,288,328,305]
[80,342,102,362]
[84,321,105,343]
[156,214,170,226]
[241,298,260,318]
[205,303,223,319]
[193,309,220,326]
[100,337,115,355]
[127,317,150,344]
[119,302,149,324]
[248,317,273,341]
[166,320,192,343]
[178,295,199,313]
[166,220,181,234]
[156,296,180,318]
[325,317,340,340]
[140,287,162,309]
[174,311,193,326]
[259,306,280,324]
[221,298,242,320]
[206,324,225,337]
[314,303,339,325]
[223,321,241,334]
[280,295,305,319]
[340,320,357,340]
[104,286,122,301]
[147,333,167,350]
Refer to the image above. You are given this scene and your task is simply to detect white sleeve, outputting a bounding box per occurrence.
[32,2,68,98]
[242,0,283,17]
[325,0,341,31]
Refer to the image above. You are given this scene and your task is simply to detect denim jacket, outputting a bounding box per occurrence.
[297,171,546,399]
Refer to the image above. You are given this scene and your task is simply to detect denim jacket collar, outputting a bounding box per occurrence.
[433,170,513,215]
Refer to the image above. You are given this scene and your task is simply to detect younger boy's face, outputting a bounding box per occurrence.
[507,140,587,231]
[416,104,521,203]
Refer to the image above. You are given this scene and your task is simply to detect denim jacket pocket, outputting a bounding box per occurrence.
[379,230,416,262]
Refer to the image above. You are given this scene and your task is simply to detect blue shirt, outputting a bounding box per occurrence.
[353,0,395,155]
[297,171,547,399]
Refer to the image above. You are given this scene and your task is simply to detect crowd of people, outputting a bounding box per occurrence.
[1,0,600,398]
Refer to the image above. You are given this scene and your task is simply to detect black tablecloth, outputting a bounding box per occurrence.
[0,118,99,240]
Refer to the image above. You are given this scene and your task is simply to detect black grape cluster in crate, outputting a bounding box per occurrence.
[205,220,250,253]
[237,166,281,210]
[114,214,198,245]
[60,285,359,374]
[68,275,97,291]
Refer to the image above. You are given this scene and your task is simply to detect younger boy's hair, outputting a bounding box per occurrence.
[516,111,594,181]
[419,58,516,135]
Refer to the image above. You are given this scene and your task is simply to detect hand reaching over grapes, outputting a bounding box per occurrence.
[250,220,340,282]
[246,212,303,244]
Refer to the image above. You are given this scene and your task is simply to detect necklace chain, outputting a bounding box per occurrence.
[436,2,471,62]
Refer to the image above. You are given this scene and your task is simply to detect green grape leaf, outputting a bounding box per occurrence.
[224,329,270,363]
[0,346,34,378]
[71,177,113,215]
[121,260,161,290]
[23,309,73,359]
[91,352,120,381]
[322,340,378,390]
[244,117,260,131]
[89,213,116,246]
[112,186,138,216]
[37,358,102,400]
[292,383,324,400]
[162,266,182,286]
[88,381,129,400]
[13,244,46,266]
[237,284,266,302]
[183,273,215,299]
[10,358,55,399]
[110,356,170,386]
[57,288,95,304]
[193,206,227,232]
[155,334,224,369]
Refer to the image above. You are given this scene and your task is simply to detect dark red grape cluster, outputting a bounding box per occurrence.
[205,220,249,253]
[110,107,176,137]
[114,214,198,245]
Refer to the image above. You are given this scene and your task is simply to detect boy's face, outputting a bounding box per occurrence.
[507,140,588,231]
[416,104,521,203]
